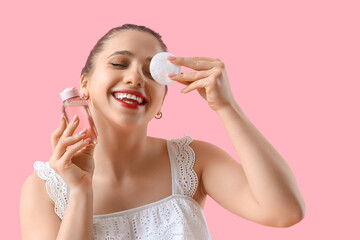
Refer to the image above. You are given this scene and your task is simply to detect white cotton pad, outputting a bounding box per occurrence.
[150,52,181,85]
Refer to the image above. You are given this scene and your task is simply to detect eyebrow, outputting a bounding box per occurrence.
[107,50,153,61]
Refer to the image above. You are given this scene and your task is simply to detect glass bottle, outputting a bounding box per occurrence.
[60,87,98,144]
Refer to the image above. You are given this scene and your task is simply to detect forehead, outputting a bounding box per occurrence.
[103,30,163,59]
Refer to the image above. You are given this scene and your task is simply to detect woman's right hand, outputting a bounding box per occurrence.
[49,114,96,190]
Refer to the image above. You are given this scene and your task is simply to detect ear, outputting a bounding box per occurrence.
[80,74,89,96]
[157,104,163,115]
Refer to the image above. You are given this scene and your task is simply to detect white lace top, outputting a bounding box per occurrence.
[34,135,212,240]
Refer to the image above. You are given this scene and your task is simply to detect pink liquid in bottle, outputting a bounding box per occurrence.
[60,87,98,144]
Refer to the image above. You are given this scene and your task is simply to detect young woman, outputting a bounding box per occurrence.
[20,24,305,239]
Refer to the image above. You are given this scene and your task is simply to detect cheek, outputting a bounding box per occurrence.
[89,69,116,91]
[146,85,164,107]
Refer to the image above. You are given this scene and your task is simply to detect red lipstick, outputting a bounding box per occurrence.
[111,89,148,109]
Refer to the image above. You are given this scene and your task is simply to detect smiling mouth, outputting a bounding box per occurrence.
[111,92,148,106]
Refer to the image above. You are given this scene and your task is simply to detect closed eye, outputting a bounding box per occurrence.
[110,63,127,67]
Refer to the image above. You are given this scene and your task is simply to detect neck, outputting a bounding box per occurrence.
[92,118,150,182]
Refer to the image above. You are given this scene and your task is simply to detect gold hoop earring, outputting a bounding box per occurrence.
[155,112,162,119]
[81,93,89,100]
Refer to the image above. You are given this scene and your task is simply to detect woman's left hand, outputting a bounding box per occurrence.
[168,56,236,112]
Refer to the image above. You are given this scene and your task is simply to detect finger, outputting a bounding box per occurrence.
[51,115,67,151]
[81,141,96,155]
[168,70,211,84]
[54,143,91,179]
[181,78,208,93]
[54,128,88,159]
[61,138,92,162]
[62,114,80,138]
[168,56,216,71]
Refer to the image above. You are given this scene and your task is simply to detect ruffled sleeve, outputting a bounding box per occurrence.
[33,161,68,220]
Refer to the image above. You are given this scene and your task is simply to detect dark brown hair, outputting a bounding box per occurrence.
[81,24,169,97]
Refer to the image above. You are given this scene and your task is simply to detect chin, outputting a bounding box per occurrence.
[114,116,147,130]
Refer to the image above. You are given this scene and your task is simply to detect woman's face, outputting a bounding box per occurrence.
[82,30,166,128]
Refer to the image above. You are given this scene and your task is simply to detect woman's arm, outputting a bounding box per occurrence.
[20,113,96,239]
[167,56,305,228]
[197,102,305,227]
[20,172,93,240]
[57,186,93,239]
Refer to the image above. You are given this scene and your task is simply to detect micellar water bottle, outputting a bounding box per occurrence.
[60,87,98,144]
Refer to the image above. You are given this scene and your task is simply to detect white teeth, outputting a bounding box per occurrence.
[113,93,145,104]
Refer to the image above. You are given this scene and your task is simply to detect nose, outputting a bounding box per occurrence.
[123,65,145,88]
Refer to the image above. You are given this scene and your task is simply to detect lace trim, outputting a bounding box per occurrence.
[170,135,199,198]
[92,195,211,240]
[33,161,68,220]
[32,134,198,220]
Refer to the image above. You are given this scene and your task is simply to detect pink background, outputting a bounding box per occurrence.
[1,0,359,239]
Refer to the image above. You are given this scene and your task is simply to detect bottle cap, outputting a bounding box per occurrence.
[60,87,80,101]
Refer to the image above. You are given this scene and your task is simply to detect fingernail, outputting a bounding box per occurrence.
[72,114,78,123]
[83,138,91,143]
[168,56,176,60]
[78,128,87,135]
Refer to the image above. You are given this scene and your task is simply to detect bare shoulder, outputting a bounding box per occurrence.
[189,138,228,155]
[189,138,234,172]
[21,171,52,204]
[188,138,237,194]
[20,172,60,239]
